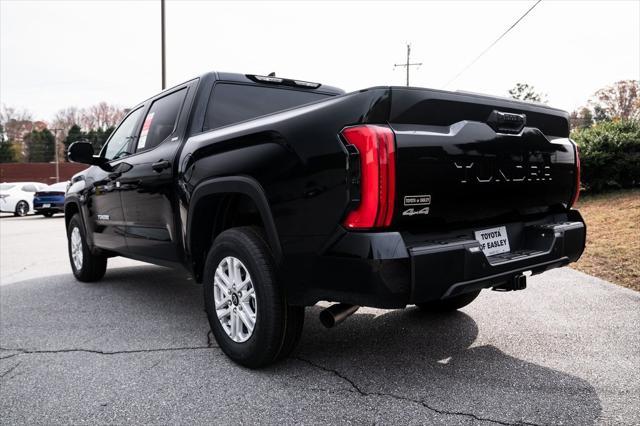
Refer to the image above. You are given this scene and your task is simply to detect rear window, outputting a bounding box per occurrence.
[204,83,330,131]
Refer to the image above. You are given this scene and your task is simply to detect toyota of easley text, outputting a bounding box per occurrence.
[64,71,585,368]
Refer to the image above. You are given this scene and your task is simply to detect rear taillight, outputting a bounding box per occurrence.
[341,125,396,229]
[569,144,581,208]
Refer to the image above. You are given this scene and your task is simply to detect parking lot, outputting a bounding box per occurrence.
[1,214,638,424]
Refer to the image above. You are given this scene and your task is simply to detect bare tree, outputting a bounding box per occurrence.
[52,107,81,133]
[0,105,32,124]
[79,102,125,130]
[589,80,639,120]
[0,105,35,145]
[79,109,98,131]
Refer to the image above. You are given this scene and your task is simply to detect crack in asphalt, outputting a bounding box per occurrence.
[293,356,541,426]
[0,345,220,361]
[0,335,537,425]
[0,361,21,378]
[0,330,221,362]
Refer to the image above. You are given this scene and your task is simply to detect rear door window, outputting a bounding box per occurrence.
[204,83,330,130]
[22,184,37,192]
[136,88,186,153]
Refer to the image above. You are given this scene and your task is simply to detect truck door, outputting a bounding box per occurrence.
[118,84,192,262]
[88,106,145,252]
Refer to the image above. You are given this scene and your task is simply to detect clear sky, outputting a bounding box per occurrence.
[1,0,639,121]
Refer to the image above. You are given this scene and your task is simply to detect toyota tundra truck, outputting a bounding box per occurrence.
[65,71,585,368]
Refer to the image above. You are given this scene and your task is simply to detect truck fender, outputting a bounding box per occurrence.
[187,175,283,263]
[64,196,97,251]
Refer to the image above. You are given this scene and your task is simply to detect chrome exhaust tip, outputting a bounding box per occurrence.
[319,303,360,328]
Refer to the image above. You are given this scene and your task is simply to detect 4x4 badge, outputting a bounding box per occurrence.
[403,207,430,216]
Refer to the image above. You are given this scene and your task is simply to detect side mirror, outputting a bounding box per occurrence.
[67,141,95,164]
[68,141,111,171]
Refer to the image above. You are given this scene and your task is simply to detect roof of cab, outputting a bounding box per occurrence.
[213,71,345,96]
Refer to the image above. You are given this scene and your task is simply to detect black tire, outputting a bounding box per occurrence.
[14,201,29,217]
[275,304,305,361]
[203,226,304,368]
[67,214,107,282]
[43,211,54,218]
[415,290,481,313]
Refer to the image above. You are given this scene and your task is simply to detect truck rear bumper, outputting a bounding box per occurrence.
[285,210,586,308]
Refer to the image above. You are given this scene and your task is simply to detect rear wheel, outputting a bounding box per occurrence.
[415,290,481,312]
[14,201,28,217]
[43,211,54,218]
[67,214,107,282]
[203,227,304,368]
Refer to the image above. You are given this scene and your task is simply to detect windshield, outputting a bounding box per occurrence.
[0,184,16,191]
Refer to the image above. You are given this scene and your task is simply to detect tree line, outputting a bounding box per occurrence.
[1,80,638,168]
[0,103,125,163]
[507,80,639,126]
[508,80,640,193]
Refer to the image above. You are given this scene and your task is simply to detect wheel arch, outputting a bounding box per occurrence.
[64,199,81,229]
[187,176,282,282]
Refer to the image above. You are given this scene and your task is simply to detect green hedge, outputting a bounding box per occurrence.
[571,120,640,192]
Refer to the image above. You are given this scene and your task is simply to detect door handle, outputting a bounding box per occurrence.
[152,160,171,172]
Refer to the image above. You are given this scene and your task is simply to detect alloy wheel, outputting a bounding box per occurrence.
[16,201,28,216]
[213,256,257,343]
[70,227,83,271]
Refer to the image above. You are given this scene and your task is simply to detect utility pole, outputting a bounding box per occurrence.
[51,128,62,183]
[394,43,422,87]
[161,0,166,90]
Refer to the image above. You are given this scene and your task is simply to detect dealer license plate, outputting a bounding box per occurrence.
[474,226,510,256]
[42,204,51,208]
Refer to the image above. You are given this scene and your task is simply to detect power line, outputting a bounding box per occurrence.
[443,0,543,89]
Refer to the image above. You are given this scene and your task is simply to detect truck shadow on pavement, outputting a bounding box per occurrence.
[0,265,602,425]
[287,306,603,425]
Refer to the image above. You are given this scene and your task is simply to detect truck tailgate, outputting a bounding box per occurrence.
[388,87,578,229]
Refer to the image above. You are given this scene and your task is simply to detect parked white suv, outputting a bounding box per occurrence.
[0,182,47,216]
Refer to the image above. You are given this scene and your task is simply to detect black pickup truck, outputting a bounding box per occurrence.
[66,71,585,367]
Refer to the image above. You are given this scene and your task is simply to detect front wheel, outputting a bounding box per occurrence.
[203,227,304,368]
[415,290,481,313]
[14,201,29,217]
[67,214,107,282]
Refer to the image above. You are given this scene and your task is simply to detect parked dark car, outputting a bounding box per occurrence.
[65,71,585,368]
[34,182,68,217]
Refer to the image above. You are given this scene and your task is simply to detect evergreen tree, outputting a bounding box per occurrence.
[64,124,85,149]
[0,124,17,163]
[25,128,55,162]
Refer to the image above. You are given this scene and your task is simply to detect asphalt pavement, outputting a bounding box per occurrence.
[1,214,638,425]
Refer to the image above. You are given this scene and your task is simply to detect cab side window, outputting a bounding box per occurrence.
[103,107,144,161]
[203,83,330,130]
[136,88,186,153]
